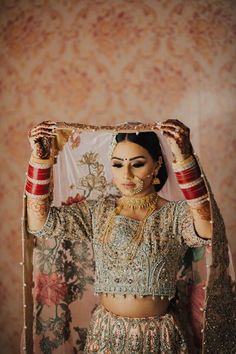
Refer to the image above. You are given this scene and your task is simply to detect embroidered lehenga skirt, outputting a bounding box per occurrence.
[84,304,188,354]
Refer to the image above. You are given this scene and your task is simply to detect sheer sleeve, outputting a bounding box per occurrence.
[27,200,96,241]
[175,200,211,247]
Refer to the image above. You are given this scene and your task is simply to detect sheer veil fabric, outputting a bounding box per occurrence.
[22,122,236,354]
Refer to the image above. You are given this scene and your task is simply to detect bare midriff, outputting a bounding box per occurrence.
[100,294,170,318]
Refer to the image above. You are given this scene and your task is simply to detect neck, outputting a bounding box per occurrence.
[119,191,158,209]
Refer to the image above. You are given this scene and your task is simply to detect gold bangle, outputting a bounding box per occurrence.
[172,155,194,167]
[30,154,54,166]
[172,157,196,173]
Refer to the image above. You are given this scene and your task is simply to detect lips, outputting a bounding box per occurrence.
[122,183,136,188]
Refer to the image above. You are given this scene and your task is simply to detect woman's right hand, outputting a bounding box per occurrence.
[28,121,57,159]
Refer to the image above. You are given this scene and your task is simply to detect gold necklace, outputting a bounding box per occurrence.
[100,193,159,263]
[118,191,158,210]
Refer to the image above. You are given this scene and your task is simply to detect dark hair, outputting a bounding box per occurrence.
[115,132,168,192]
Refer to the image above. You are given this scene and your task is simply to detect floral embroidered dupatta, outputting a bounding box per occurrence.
[21,123,236,354]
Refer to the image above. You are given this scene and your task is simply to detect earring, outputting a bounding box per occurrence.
[152,168,160,185]
[152,176,160,185]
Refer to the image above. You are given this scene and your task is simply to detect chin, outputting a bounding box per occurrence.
[120,188,143,197]
[122,190,137,197]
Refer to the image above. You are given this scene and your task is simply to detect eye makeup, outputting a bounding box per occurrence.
[112,163,123,168]
[132,162,145,168]
[112,161,146,168]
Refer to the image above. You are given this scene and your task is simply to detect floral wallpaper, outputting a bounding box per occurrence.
[0,0,235,353]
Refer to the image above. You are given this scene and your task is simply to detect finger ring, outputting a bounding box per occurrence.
[175,127,180,132]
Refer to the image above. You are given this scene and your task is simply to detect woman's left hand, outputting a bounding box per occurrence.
[159,119,193,162]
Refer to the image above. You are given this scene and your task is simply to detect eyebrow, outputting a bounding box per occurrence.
[111,155,146,161]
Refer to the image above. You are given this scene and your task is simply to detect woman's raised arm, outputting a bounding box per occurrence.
[26,121,57,232]
[160,119,212,239]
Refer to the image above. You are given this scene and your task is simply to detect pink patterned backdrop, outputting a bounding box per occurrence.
[0,0,235,353]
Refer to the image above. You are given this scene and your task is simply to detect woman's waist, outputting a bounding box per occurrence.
[100,293,170,318]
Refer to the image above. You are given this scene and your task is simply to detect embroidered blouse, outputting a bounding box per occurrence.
[29,196,210,299]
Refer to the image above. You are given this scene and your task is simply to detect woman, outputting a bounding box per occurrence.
[23,120,234,354]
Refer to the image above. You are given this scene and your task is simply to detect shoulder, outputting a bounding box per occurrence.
[94,193,117,210]
[157,197,186,213]
[168,199,190,216]
[170,200,193,225]
[174,199,189,213]
[74,193,118,212]
[155,199,189,221]
[55,198,100,215]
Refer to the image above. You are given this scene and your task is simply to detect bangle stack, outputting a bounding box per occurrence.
[172,155,209,207]
[25,155,53,199]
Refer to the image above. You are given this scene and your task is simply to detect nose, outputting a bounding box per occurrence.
[123,164,133,180]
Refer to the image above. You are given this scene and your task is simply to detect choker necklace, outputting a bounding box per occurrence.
[118,191,158,209]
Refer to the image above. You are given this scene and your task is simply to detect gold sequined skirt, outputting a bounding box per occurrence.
[84,304,188,354]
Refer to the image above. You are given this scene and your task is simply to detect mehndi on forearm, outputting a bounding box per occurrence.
[27,197,50,231]
[193,200,211,221]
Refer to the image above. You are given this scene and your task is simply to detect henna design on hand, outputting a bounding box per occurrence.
[28,121,57,159]
[160,119,193,161]
[34,137,52,159]
[194,201,211,222]
[27,198,49,220]
[175,129,192,156]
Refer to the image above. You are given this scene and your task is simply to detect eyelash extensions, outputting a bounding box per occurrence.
[132,163,145,168]
[112,162,146,168]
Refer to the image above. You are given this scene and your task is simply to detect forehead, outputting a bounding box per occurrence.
[112,140,151,159]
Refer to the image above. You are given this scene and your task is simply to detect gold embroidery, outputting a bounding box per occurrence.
[70,152,108,196]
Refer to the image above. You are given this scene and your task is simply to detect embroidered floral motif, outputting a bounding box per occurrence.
[69,131,81,149]
[33,222,95,352]
[70,152,109,198]
[34,273,67,306]
[62,192,86,206]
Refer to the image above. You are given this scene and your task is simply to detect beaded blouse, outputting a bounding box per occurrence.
[30,195,210,299]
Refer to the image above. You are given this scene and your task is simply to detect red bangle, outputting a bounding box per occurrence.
[181,181,207,199]
[175,165,201,184]
[26,180,50,195]
[28,164,51,180]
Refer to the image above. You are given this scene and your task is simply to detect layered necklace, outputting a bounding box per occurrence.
[100,192,159,263]
[119,191,158,210]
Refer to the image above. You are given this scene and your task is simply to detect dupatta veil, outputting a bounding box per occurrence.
[21,122,236,354]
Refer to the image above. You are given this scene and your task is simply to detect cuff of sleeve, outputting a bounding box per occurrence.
[27,207,55,238]
[189,216,212,247]
[178,200,212,248]
[192,221,212,245]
